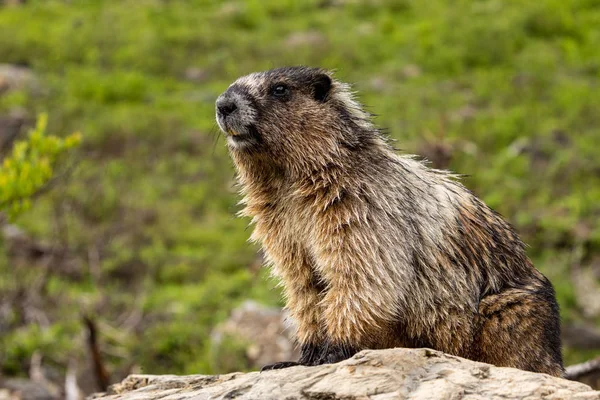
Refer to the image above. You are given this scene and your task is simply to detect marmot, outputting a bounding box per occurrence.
[215,66,564,376]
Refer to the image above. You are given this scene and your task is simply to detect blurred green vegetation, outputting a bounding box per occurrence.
[0,113,80,218]
[0,0,599,384]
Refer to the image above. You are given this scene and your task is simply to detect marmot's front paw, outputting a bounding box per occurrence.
[298,343,325,366]
[317,342,358,365]
[260,361,300,371]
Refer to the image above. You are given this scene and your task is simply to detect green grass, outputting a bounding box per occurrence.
[0,0,599,382]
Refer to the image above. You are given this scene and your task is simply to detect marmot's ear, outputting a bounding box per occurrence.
[313,74,332,102]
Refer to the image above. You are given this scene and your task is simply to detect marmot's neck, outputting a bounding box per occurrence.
[232,134,394,211]
[293,138,396,200]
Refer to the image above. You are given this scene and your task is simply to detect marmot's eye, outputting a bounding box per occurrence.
[271,84,289,98]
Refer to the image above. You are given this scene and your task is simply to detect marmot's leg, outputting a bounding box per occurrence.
[260,244,326,370]
[261,342,325,371]
[423,309,476,359]
[475,278,564,377]
[310,215,401,365]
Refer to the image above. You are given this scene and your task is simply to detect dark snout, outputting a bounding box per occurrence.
[215,87,260,148]
[216,94,238,120]
[215,91,239,134]
[215,88,244,135]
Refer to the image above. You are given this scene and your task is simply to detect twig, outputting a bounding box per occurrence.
[83,315,110,392]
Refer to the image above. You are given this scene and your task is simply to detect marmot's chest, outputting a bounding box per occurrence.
[253,196,315,246]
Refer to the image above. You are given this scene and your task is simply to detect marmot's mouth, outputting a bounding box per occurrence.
[226,125,262,149]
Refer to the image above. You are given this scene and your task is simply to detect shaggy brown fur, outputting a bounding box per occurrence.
[215,66,564,376]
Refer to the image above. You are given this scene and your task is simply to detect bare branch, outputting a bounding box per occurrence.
[566,356,600,381]
[83,315,110,392]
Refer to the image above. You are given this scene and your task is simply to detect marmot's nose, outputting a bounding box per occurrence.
[216,97,238,118]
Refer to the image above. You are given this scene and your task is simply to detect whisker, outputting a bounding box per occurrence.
[211,123,221,155]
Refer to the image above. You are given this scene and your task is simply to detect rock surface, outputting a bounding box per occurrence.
[90,348,600,400]
[0,64,36,93]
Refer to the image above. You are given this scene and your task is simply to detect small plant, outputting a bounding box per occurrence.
[0,113,81,218]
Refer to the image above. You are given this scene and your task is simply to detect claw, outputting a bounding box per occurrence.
[260,361,300,372]
[317,342,358,365]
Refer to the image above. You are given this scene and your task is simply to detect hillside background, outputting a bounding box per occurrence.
[1,0,599,396]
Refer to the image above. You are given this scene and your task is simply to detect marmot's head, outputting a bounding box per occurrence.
[216,67,379,174]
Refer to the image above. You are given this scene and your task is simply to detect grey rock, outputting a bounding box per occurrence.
[0,64,35,92]
[89,348,600,400]
[211,301,300,371]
